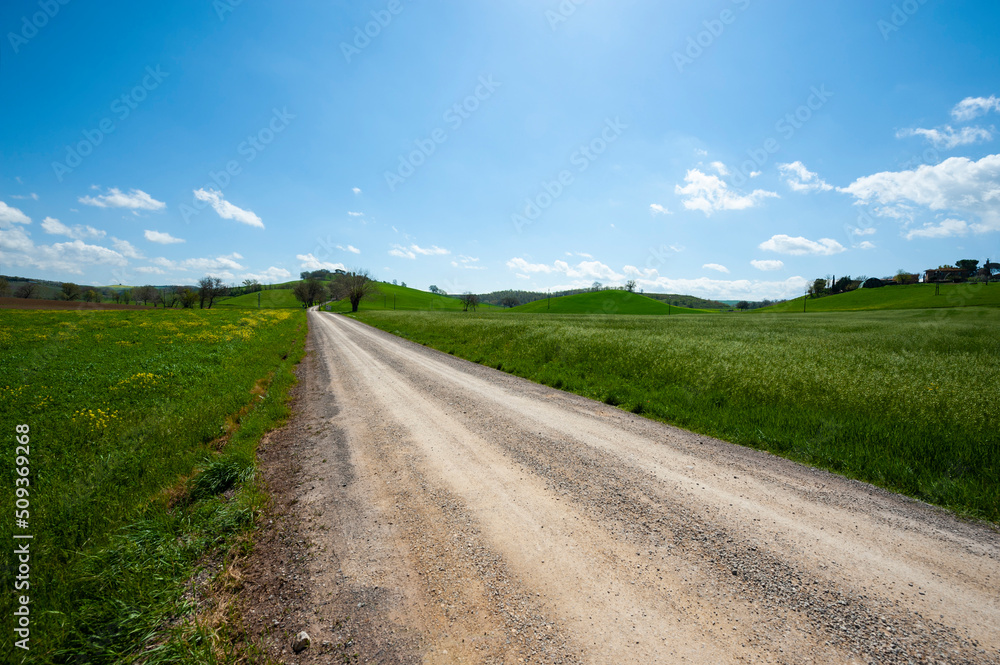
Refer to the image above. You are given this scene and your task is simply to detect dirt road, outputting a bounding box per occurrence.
[255,310,999,664]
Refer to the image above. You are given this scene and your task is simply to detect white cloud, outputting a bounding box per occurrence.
[702,263,730,273]
[352,187,362,195]
[111,237,144,259]
[896,125,993,149]
[144,230,185,244]
[79,187,165,211]
[857,241,876,250]
[452,255,486,270]
[778,162,833,192]
[649,203,671,215]
[839,154,1000,231]
[759,234,846,256]
[0,228,128,275]
[241,267,292,283]
[40,217,106,240]
[853,227,877,236]
[347,211,364,217]
[135,266,166,275]
[9,193,38,201]
[751,259,785,271]
[0,225,33,252]
[675,168,778,215]
[296,253,345,271]
[694,148,708,157]
[389,243,449,259]
[337,244,361,254]
[192,188,264,229]
[182,253,246,274]
[0,201,31,227]
[951,95,1000,122]
[506,257,624,282]
[709,161,730,176]
[905,218,970,240]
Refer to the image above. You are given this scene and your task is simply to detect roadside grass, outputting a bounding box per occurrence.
[354,308,1000,523]
[510,289,715,315]
[761,282,1000,313]
[0,308,305,663]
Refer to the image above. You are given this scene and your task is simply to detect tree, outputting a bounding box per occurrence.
[133,285,157,306]
[293,279,326,307]
[808,278,827,298]
[400,281,406,288]
[392,279,398,285]
[179,287,198,308]
[0,277,9,297]
[242,278,261,294]
[15,282,38,299]
[591,281,603,292]
[624,279,637,293]
[500,295,520,308]
[60,282,82,301]
[460,292,480,312]
[83,289,100,303]
[956,259,979,275]
[332,270,377,313]
[832,275,855,294]
[198,277,225,309]
[429,285,440,294]
[735,300,750,311]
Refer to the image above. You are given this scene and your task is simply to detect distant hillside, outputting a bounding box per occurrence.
[328,282,499,313]
[757,282,1000,313]
[643,293,730,310]
[509,290,715,315]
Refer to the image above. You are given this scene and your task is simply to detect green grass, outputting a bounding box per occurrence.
[327,281,499,312]
[762,282,1000,313]
[509,289,715,314]
[214,288,300,309]
[0,308,305,663]
[354,308,1000,523]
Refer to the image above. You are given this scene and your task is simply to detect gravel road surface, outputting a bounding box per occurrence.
[268,310,999,664]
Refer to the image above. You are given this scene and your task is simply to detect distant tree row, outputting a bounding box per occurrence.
[294,270,376,311]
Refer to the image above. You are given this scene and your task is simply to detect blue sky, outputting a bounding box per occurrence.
[2,0,999,300]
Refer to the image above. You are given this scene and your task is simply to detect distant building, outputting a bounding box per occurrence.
[924,267,971,283]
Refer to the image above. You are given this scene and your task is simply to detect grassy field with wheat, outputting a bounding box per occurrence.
[0,307,305,664]
[355,307,1000,523]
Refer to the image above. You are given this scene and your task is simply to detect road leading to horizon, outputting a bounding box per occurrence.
[288,309,999,663]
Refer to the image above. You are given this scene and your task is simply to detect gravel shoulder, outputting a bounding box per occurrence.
[238,310,1000,664]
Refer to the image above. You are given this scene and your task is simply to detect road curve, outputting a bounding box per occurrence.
[290,309,999,664]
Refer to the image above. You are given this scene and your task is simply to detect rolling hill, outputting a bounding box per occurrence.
[509,289,715,315]
[328,282,499,312]
[758,282,1000,313]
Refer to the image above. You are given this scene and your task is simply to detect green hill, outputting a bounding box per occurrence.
[509,289,715,315]
[215,289,300,309]
[759,282,1000,313]
[329,282,499,313]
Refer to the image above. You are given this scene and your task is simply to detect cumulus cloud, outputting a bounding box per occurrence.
[348,211,364,217]
[0,201,31,227]
[951,95,1000,122]
[0,228,128,275]
[759,234,846,256]
[675,168,778,215]
[506,257,624,282]
[896,125,993,149]
[751,259,785,271]
[111,238,144,259]
[352,187,362,195]
[338,244,361,254]
[838,154,1000,231]
[193,189,264,229]
[241,267,292,283]
[649,203,671,215]
[389,244,449,259]
[144,230,185,244]
[452,255,486,270]
[40,217,106,240]
[296,253,345,271]
[702,263,730,273]
[857,241,876,250]
[182,253,245,273]
[709,161,730,176]
[79,187,165,211]
[905,219,970,240]
[778,162,834,192]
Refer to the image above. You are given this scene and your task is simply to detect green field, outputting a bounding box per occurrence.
[327,281,499,312]
[354,308,1000,523]
[510,289,715,314]
[0,308,305,663]
[215,287,300,309]
[763,282,1000,313]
